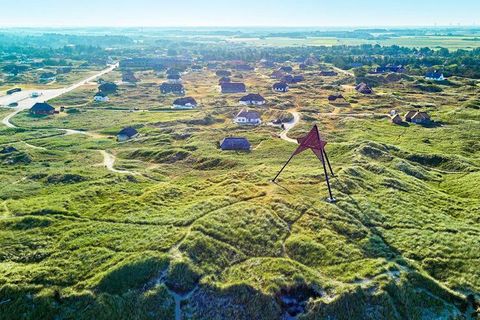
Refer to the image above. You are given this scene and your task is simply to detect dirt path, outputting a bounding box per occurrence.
[279,110,300,144]
[99,150,135,175]
[332,66,355,77]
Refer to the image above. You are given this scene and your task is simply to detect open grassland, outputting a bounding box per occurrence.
[0,62,479,319]
[228,36,480,50]
[0,65,107,93]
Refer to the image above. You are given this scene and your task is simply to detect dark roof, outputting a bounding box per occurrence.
[374,65,405,74]
[219,76,231,84]
[391,114,402,123]
[235,64,254,71]
[273,82,289,90]
[220,137,251,151]
[239,93,265,102]
[167,74,181,80]
[160,83,185,93]
[0,146,17,154]
[404,110,418,120]
[355,82,373,94]
[412,111,430,120]
[271,70,286,79]
[328,94,345,101]
[282,75,294,83]
[118,127,138,137]
[425,71,444,79]
[216,70,232,77]
[30,102,54,112]
[221,82,246,93]
[166,68,182,75]
[320,71,338,76]
[173,97,197,106]
[280,66,293,72]
[236,109,260,120]
[94,91,107,97]
[304,57,318,65]
[292,75,305,83]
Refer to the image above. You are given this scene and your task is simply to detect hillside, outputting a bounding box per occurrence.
[0,44,479,320]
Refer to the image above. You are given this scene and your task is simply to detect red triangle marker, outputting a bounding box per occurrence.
[273,125,336,202]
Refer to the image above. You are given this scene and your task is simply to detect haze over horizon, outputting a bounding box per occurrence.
[2,0,480,28]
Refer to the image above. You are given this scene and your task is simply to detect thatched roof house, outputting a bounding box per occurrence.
[355,82,373,94]
[220,137,251,151]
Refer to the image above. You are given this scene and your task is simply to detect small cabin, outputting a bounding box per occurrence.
[219,77,231,84]
[292,75,305,83]
[282,75,294,84]
[355,82,373,95]
[239,94,266,106]
[29,102,55,115]
[220,137,251,151]
[221,82,246,94]
[39,72,56,83]
[404,110,417,122]
[273,82,289,93]
[235,64,254,71]
[320,71,338,77]
[390,114,403,125]
[304,57,319,66]
[56,67,72,74]
[94,92,109,102]
[167,74,182,84]
[117,127,138,142]
[234,109,261,126]
[270,70,286,79]
[411,111,431,125]
[280,66,293,73]
[191,65,203,72]
[160,83,185,95]
[173,97,197,109]
[1,146,17,154]
[261,60,275,68]
[425,71,445,81]
[328,94,347,104]
[216,70,232,77]
[122,72,138,83]
[166,68,183,76]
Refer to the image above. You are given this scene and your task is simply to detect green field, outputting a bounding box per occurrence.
[228,36,480,50]
[0,49,479,320]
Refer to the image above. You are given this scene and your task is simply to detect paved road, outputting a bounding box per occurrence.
[1,63,118,128]
[0,64,134,175]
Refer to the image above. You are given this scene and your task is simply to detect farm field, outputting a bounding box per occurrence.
[0,28,479,320]
[227,36,480,50]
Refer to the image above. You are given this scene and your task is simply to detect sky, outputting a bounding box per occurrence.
[1,0,480,27]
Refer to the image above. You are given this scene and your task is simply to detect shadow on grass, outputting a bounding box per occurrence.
[271,180,293,194]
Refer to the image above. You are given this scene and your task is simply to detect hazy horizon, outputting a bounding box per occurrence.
[2,0,480,28]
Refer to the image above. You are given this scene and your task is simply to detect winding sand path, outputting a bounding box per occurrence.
[279,110,301,144]
[99,150,135,175]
